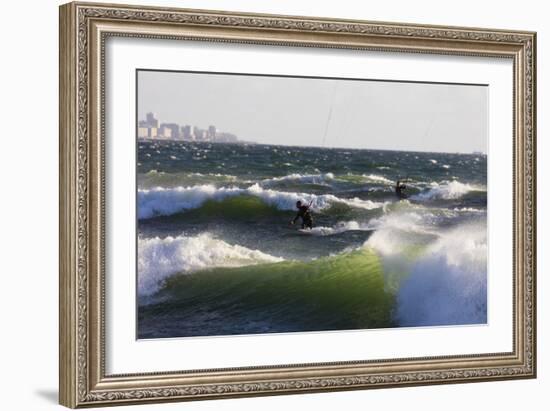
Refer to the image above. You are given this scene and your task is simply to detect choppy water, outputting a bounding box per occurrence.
[137,141,487,338]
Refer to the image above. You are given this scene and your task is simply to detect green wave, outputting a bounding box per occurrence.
[181,195,288,220]
[335,174,369,184]
[147,248,396,337]
[154,194,365,222]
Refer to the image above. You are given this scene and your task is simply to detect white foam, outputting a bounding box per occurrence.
[138,185,243,219]
[138,233,284,297]
[302,220,372,236]
[364,211,438,256]
[412,180,485,201]
[452,207,486,213]
[138,183,386,219]
[260,172,334,187]
[364,207,487,326]
[362,174,393,184]
[334,196,387,211]
[395,223,487,326]
[247,184,385,212]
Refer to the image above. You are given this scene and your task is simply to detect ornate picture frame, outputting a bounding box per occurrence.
[59,1,536,408]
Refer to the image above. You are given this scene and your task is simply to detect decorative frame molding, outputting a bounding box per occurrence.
[59,2,536,408]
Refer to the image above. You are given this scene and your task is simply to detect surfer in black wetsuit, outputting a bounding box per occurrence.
[395,180,407,199]
[290,200,313,229]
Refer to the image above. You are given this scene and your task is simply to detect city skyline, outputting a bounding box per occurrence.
[138,70,488,154]
[137,112,240,143]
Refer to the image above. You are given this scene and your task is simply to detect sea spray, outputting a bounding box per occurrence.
[395,223,487,326]
[363,210,438,295]
[364,210,487,326]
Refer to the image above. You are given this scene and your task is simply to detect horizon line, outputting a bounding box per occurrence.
[137,138,487,156]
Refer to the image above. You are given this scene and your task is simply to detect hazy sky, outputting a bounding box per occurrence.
[137,70,487,154]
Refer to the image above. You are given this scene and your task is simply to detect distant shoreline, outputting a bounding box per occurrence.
[138,137,257,146]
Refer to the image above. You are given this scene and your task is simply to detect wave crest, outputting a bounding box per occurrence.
[300,221,373,236]
[412,180,486,201]
[363,210,487,326]
[138,183,386,219]
[138,233,284,297]
[260,172,334,187]
[396,224,487,326]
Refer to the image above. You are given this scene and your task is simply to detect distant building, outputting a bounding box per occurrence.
[137,114,240,143]
[137,126,157,139]
[138,127,149,138]
[160,123,179,140]
[208,125,217,140]
[158,125,172,139]
[138,113,160,139]
[137,127,158,139]
[193,126,204,141]
[181,125,192,140]
[145,112,158,128]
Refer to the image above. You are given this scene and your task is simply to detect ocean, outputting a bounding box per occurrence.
[136,140,487,338]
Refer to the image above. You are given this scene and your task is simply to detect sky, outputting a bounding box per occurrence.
[137,70,488,154]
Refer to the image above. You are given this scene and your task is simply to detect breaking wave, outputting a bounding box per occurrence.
[137,184,386,219]
[395,223,487,326]
[412,180,486,201]
[363,210,487,326]
[259,172,334,187]
[362,174,394,184]
[300,220,373,236]
[138,233,284,297]
[138,208,487,327]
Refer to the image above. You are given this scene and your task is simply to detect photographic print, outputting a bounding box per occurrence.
[136,70,488,339]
